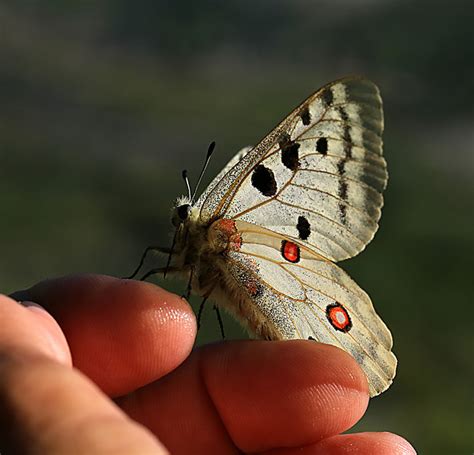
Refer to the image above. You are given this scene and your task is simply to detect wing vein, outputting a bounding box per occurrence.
[274,198,365,247]
[289,182,379,221]
[296,168,384,193]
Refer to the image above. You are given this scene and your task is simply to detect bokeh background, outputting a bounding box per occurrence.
[1,1,473,452]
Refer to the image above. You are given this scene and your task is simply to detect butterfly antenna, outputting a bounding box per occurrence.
[191,141,216,203]
[182,169,192,200]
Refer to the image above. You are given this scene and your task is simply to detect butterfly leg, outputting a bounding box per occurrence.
[213,305,226,340]
[196,287,216,330]
[123,246,171,279]
[139,266,179,281]
[197,298,206,330]
[182,267,194,299]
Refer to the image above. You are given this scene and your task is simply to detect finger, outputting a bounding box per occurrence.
[0,295,71,366]
[0,347,167,453]
[118,340,369,454]
[261,432,417,454]
[15,275,196,397]
[0,294,166,453]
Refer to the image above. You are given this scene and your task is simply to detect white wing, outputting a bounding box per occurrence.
[203,146,253,197]
[197,77,386,262]
[195,78,395,395]
[221,221,396,397]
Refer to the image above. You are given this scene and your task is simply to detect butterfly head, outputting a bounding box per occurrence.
[172,142,216,229]
[171,196,197,227]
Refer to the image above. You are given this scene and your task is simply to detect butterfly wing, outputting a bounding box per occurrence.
[195,78,395,395]
[197,77,386,262]
[222,221,396,397]
[203,146,253,198]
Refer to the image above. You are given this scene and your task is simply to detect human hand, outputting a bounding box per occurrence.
[1,274,415,454]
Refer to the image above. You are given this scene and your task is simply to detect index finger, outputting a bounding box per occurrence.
[13,275,196,397]
[118,340,370,453]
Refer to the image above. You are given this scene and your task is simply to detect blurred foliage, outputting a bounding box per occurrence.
[1,1,473,453]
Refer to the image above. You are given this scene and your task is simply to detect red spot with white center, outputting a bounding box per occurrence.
[281,240,300,263]
[326,303,352,332]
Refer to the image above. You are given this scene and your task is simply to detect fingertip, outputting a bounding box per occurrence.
[26,275,197,396]
[377,432,417,455]
[23,302,72,366]
[0,295,71,366]
[308,432,417,455]
[116,340,371,454]
[0,352,168,455]
[200,340,369,452]
[118,278,197,342]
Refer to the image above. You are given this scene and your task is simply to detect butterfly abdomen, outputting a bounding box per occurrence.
[191,218,279,339]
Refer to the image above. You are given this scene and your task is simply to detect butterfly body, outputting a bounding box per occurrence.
[169,208,297,341]
[147,77,397,397]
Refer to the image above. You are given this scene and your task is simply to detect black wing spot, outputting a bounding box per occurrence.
[343,142,352,160]
[339,181,348,200]
[337,126,351,182]
[322,88,334,106]
[251,164,277,197]
[281,143,300,170]
[308,336,316,341]
[300,106,311,125]
[338,176,349,224]
[279,133,300,170]
[296,215,311,240]
[316,137,328,155]
[337,159,346,175]
[339,203,347,224]
[342,125,352,159]
[338,106,349,122]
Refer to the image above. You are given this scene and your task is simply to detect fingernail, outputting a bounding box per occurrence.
[9,289,31,302]
[21,301,44,309]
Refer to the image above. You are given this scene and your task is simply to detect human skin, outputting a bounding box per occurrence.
[0,274,416,454]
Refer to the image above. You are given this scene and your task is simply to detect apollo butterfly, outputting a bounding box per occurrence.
[129,77,397,397]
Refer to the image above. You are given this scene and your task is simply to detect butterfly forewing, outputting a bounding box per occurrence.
[197,77,387,262]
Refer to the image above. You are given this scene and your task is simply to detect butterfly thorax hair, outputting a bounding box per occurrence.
[171,196,228,291]
[170,196,276,338]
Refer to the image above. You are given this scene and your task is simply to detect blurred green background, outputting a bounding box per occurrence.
[1,1,473,452]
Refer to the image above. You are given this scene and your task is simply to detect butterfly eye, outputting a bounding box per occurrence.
[172,204,192,227]
[178,204,191,220]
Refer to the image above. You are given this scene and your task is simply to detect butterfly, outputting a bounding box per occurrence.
[129,77,397,397]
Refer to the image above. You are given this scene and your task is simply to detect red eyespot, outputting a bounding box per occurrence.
[326,303,352,332]
[281,240,300,263]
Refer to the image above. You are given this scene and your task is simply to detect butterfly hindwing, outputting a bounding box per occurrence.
[197,77,387,262]
[222,221,396,397]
